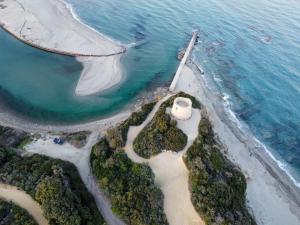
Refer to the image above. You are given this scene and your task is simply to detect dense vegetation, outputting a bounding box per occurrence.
[60,131,90,148]
[184,115,256,225]
[0,200,37,225]
[133,92,201,158]
[91,138,168,225]
[0,126,32,149]
[106,101,156,149]
[0,148,105,225]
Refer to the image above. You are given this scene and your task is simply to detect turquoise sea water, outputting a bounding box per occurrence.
[1,0,300,184]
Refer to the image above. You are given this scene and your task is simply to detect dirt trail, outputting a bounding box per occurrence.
[0,183,48,225]
[124,96,204,225]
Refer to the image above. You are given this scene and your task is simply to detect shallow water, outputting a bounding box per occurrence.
[1,0,300,183]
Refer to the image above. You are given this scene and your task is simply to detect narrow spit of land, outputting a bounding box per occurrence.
[0,0,126,96]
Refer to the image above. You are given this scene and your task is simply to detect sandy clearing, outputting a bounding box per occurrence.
[148,153,201,225]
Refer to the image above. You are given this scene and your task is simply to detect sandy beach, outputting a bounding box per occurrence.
[0,183,48,225]
[175,65,300,225]
[0,0,125,96]
[0,108,130,133]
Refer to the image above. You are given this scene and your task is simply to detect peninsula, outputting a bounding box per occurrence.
[0,1,300,225]
[0,0,126,96]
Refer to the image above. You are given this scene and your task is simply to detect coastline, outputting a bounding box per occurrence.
[175,64,300,224]
[0,0,299,223]
[190,60,300,190]
[0,86,169,133]
[0,107,130,133]
[0,0,126,96]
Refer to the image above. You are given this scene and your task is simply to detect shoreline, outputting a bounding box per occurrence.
[191,60,300,189]
[0,86,169,133]
[60,0,125,48]
[175,64,300,224]
[0,0,126,96]
[0,107,130,133]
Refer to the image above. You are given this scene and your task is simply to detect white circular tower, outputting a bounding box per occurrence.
[171,97,192,120]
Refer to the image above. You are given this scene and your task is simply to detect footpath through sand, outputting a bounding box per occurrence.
[25,131,125,225]
[0,183,48,225]
[124,95,204,225]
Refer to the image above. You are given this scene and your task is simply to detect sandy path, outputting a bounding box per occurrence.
[26,131,125,225]
[124,96,204,225]
[176,65,300,225]
[0,183,48,225]
[0,0,126,95]
[124,94,173,163]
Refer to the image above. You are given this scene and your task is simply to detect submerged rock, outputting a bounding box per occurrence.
[177,48,186,60]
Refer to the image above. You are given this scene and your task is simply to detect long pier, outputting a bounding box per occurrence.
[0,23,126,57]
[169,31,198,92]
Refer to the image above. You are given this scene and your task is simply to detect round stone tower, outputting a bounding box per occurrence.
[171,97,192,120]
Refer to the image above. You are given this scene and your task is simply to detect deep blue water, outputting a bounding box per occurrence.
[1,0,300,184]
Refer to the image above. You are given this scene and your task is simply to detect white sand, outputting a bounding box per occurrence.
[75,55,123,96]
[175,65,300,225]
[0,183,48,225]
[124,95,204,225]
[0,0,125,96]
[149,153,201,225]
[26,132,125,225]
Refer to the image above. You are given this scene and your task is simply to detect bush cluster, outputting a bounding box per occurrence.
[61,131,90,148]
[0,126,32,149]
[133,92,200,158]
[0,200,37,225]
[91,138,168,225]
[184,116,256,225]
[106,101,156,149]
[0,148,105,225]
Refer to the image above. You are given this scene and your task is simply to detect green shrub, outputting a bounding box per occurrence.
[133,92,199,158]
[61,131,90,148]
[0,126,32,149]
[35,177,82,225]
[0,148,105,225]
[106,101,156,149]
[184,117,256,225]
[91,139,168,225]
[0,200,37,225]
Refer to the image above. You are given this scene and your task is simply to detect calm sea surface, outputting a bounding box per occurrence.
[1,0,300,183]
